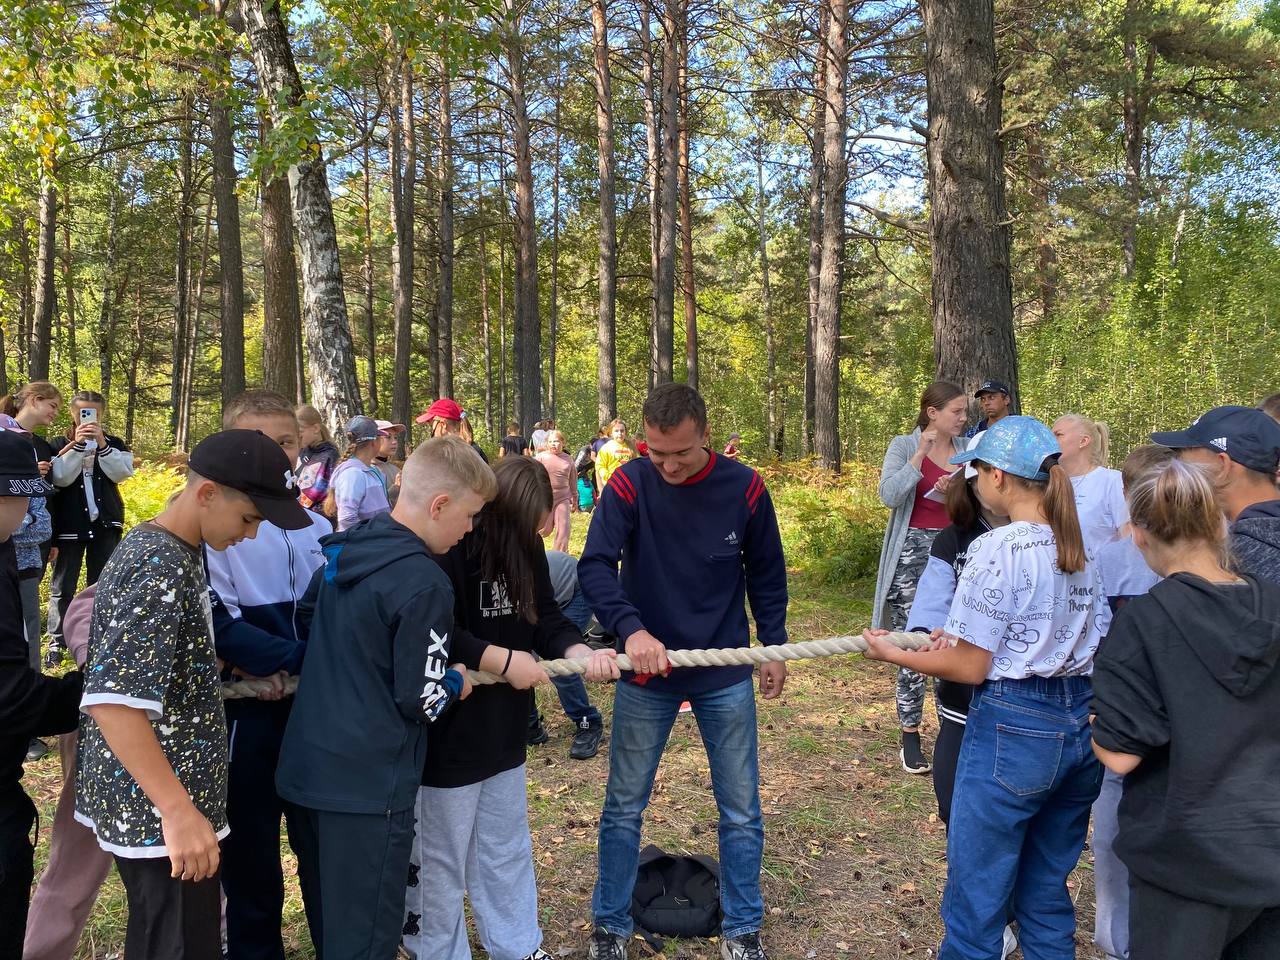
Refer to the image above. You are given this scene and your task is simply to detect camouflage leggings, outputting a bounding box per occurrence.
[886,527,940,729]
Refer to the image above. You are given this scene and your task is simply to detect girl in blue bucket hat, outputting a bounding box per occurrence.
[863,415,1111,960]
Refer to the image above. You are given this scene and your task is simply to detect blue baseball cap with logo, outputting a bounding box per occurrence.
[974,380,1010,398]
[949,415,1061,482]
[1151,406,1280,475]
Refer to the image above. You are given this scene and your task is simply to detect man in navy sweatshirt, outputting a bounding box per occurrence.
[578,383,789,960]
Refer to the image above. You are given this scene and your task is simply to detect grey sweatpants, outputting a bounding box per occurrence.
[403,765,541,960]
[1092,768,1129,959]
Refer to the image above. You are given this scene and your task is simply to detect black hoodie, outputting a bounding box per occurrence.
[1232,499,1280,585]
[422,539,582,788]
[0,537,82,801]
[276,513,462,816]
[1092,572,1280,907]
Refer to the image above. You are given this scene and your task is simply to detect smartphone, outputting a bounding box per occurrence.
[79,407,98,424]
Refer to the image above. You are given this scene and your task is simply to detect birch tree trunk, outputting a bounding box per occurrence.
[240,0,363,436]
[169,103,194,446]
[389,57,415,455]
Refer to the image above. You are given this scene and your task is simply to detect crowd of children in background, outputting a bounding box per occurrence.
[3,377,1278,960]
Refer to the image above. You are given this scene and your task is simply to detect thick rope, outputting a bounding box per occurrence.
[220,631,930,700]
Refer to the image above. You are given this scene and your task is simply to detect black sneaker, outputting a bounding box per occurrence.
[720,932,767,960]
[522,950,553,960]
[900,730,932,775]
[587,927,627,960]
[570,717,604,760]
[25,739,49,762]
[43,643,65,669]
[527,713,549,746]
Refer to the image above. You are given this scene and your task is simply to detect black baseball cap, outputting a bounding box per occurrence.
[187,429,312,530]
[1151,405,1280,475]
[975,380,1010,398]
[0,430,53,498]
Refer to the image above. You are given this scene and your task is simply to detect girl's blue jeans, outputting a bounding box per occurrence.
[941,676,1102,960]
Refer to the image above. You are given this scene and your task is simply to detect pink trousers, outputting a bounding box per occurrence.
[22,731,113,960]
[548,499,572,553]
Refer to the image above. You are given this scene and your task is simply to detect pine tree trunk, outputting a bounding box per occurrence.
[240,0,363,437]
[436,66,455,399]
[389,57,415,455]
[62,186,78,392]
[805,10,826,457]
[1025,131,1057,323]
[921,0,1018,402]
[261,163,301,402]
[652,0,678,386]
[180,194,215,452]
[210,85,246,406]
[361,124,377,412]
[170,103,194,447]
[125,286,143,448]
[640,1,660,393]
[591,0,618,424]
[677,9,696,391]
[476,109,494,440]
[30,178,58,381]
[17,223,31,378]
[503,0,542,436]
[814,0,847,471]
[755,147,778,457]
[96,169,123,407]
[548,63,561,419]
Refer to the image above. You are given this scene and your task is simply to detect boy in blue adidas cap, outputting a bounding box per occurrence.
[863,415,1110,960]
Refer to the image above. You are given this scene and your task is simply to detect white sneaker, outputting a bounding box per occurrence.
[1002,924,1018,959]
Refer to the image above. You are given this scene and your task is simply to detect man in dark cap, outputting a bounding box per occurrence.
[1153,405,1280,583]
[966,380,1013,438]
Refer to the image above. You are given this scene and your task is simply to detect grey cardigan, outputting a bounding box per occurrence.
[871,428,968,629]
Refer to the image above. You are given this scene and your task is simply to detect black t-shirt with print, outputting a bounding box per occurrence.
[75,522,228,856]
[499,435,527,457]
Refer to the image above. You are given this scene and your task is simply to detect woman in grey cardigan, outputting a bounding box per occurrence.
[872,381,968,774]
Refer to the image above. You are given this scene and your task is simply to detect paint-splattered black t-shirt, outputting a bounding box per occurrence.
[74,522,228,857]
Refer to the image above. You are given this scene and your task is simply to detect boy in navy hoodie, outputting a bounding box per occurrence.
[579,383,789,960]
[0,428,81,955]
[276,435,495,960]
[205,390,332,960]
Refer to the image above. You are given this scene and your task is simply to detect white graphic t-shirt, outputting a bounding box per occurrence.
[944,521,1111,680]
[1071,467,1128,558]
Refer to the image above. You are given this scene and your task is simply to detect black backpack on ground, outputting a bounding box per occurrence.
[630,844,721,950]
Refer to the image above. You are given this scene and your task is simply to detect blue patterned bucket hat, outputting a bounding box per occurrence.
[949,415,1061,481]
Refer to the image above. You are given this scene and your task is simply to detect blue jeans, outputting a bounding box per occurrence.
[530,585,602,726]
[593,678,764,939]
[941,677,1102,960]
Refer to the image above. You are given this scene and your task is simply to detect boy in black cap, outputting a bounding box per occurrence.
[966,380,1012,438]
[76,429,309,960]
[0,430,83,955]
[1152,405,1280,584]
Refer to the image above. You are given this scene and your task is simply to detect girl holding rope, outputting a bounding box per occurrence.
[863,416,1110,960]
[404,456,617,960]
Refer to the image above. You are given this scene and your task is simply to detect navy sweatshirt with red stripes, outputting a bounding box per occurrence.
[577,451,789,696]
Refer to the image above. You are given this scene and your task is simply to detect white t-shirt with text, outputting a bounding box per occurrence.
[1071,467,1128,558]
[944,521,1112,680]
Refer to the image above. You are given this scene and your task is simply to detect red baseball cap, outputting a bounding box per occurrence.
[416,398,463,424]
